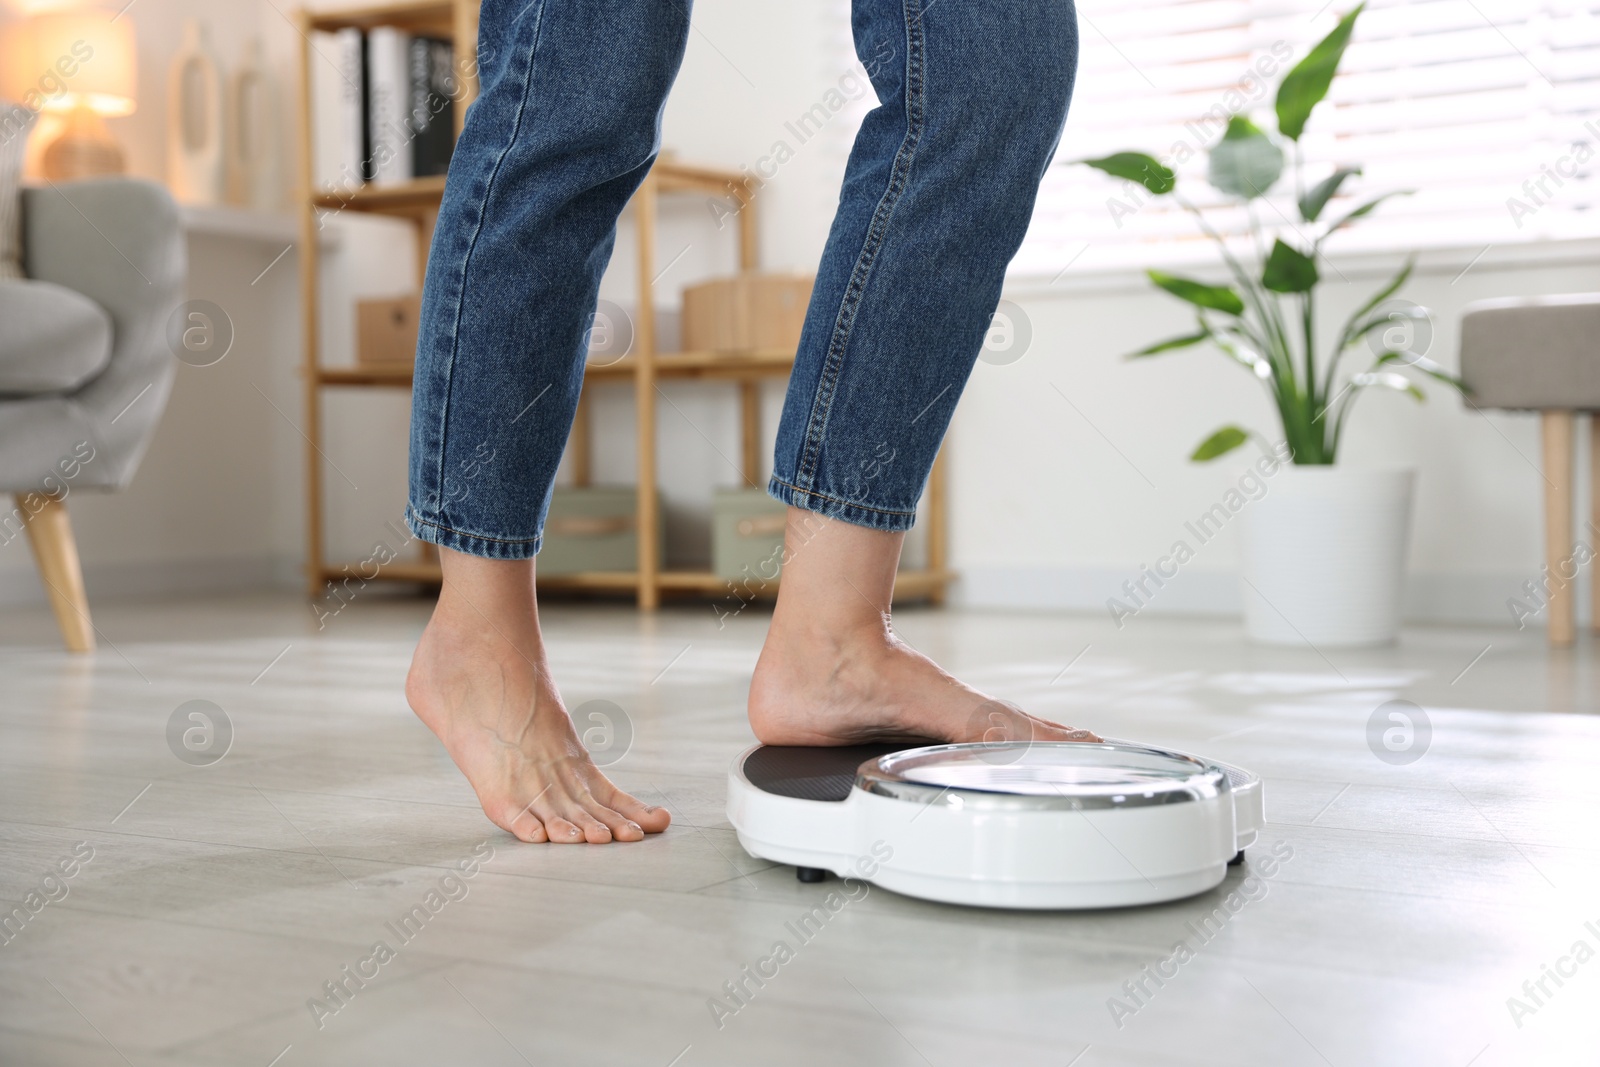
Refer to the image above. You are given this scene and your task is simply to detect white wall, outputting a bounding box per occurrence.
[1,0,1594,632]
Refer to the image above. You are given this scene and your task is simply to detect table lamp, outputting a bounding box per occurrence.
[28,10,137,180]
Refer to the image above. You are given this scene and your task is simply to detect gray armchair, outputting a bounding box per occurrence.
[0,178,184,651]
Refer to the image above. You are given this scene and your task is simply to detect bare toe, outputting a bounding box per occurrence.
[985,703,1100,748]
[555,807,614,844]
[496,803,549,843]
[1050,723,1102,743]
[584,800,644,842]
[542,816,587,844]
[599,787,671,834]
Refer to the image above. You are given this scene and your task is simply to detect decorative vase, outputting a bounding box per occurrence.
[167,19,225,205]
[226,36,277,211]
[1240,467,1414,647]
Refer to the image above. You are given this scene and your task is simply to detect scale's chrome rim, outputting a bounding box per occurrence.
[855,742,1229,812]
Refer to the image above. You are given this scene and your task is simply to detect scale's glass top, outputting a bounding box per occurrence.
[857,742,1228,810]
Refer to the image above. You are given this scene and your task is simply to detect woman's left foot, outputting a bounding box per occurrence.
[747,613,1097,747]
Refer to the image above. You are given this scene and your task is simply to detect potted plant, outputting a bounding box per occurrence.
[1077,3,1465,647]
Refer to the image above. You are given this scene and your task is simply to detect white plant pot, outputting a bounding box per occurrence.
[1240,466,1414,648]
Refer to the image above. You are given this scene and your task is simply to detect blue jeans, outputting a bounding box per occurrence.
[407,0,1077,559]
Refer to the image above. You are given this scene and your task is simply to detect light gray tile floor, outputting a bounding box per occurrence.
[1,593,1597,1066]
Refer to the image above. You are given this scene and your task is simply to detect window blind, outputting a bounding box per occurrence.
[821,0,1600,276]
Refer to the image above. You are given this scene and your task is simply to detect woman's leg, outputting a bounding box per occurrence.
[750,0,1097,745]
[405,0,689,842]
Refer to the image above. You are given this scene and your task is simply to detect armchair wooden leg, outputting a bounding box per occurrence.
[16,494,95,653]
[1541,412,1575,646]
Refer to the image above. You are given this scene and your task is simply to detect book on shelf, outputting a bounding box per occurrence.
[334,28,364,184]
[409,37,456,178]
[366,26,411,186]
[309,26,458,193]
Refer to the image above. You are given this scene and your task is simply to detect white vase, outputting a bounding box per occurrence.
[167,20,225,206]
[1240,466,1414,647]
[226,37,278,211]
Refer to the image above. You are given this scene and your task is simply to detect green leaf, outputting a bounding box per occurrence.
[1210,329,1276,380]
[1147,270,1245,315]
[1322,190,1412,237]
[1348,305,1425,354]
[1276,4,1365,141]
[1337,259,1414,337]
[1262,239,1319,293]
[1375,351,1468,392]
[1337,257,1414,350]
[1352,371,1424,402]
[1191,426,1250,462]
[1077,152,1176,195]
[1208,115,1284,200]
[1127,329,1211,358]
[1299,166,1362,222]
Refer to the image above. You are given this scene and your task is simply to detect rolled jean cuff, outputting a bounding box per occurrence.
[405,505,543,560]
[766,475,918,533]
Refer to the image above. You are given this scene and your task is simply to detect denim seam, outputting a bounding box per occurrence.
[793,0,926,491]
[406,508,543,546]
[420,0,549,524]
[768,475,917,519]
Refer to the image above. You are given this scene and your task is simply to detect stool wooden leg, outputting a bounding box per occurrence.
[1542,411,1575,646]
[16,494,95,653]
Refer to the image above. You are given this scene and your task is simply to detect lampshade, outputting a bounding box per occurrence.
[27,10,136,117]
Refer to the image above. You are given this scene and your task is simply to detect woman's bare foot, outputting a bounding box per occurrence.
[406,549,670,843]
[748,509,1098,747]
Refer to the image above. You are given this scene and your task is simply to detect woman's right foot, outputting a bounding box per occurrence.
[406,563,669,844]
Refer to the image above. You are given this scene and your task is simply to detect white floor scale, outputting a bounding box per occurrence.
[727,740,1264,909]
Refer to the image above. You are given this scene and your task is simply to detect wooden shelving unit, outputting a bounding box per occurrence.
[295,0,951,608]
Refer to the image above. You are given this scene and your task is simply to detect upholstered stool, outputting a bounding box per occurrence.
[1460,293,1600,645]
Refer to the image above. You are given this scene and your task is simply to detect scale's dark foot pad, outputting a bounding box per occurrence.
[1229,850,1245,866]
[796,866,827,883]
[743,742,937,802]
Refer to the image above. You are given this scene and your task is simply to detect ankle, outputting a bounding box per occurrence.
[423,548,540,652]
[769,601,889,651]
[432,583,540,642]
